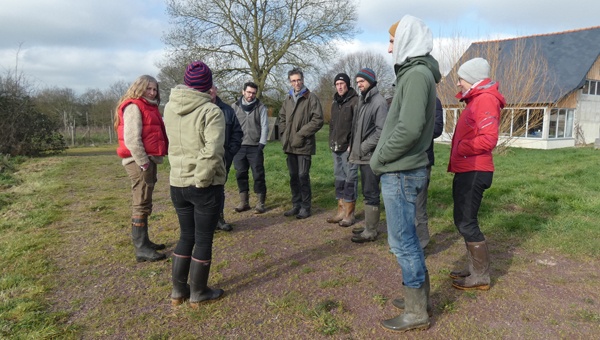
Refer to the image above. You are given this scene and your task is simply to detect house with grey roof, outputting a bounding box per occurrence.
[437,26,600,149]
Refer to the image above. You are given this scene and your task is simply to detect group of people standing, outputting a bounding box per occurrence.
[113,13,505,332]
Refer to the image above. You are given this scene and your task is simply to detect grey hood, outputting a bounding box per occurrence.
[392,15,433,67]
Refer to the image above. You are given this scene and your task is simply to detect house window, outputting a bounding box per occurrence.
[549,109,574,138]
[501,108,543,138]
[527,109,544,138]
[583,80,599,96]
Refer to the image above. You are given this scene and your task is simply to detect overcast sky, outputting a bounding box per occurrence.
[1,0,599,94]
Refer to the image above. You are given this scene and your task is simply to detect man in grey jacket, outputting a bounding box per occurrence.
[232,82,269,215]
[346,68,388,243]
[278,68,324,219]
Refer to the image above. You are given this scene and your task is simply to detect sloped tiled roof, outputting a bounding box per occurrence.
[440,26,600,105]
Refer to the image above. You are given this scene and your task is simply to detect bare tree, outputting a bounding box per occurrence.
[162,0,358,101]
[314,51,395,122]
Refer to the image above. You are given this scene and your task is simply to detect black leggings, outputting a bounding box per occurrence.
[171,185,223,260]
[452,171,493,242]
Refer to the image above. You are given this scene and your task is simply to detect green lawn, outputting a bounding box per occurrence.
[1,129,599,337]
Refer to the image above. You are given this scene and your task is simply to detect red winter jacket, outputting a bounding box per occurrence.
[448,79,506,173]
[116,98,168,158]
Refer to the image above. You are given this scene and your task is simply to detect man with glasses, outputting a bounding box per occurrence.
[278,68,324,219]
[231,82,269,216]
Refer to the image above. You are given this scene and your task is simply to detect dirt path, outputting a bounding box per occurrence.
[46,153,600,339]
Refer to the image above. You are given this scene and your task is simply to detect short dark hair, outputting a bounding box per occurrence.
[243,81,258,91]
[288,67,304,80]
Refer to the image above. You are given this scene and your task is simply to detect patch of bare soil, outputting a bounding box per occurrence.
[47,156,600,339]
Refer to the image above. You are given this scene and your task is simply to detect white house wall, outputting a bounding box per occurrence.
[575,93,600,144]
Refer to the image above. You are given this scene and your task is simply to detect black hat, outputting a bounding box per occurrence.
[333,73,351,88]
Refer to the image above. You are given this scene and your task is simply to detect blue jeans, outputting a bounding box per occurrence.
[381,168,428,288]
[345,163,380,206]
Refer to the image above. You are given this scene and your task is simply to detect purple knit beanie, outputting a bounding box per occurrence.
[356,67,377,85]
[184,61,213,92]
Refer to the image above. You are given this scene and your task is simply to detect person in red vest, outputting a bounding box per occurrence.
[114,75,169,263]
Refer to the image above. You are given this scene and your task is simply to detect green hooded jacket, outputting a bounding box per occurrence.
[370,15,442,175]
[164,85,226,188]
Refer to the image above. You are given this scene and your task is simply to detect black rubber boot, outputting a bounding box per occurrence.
[283,206,300,217]
[189,258,224,308]
[381,284,430,332]
[132,215,165,250]
[392,272,432,316]
[296,207,311,219]
[171,254,191,306]
[132,225,166,262]
[216,213,233,232]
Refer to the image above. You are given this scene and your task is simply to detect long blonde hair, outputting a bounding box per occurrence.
[113,75,160,131]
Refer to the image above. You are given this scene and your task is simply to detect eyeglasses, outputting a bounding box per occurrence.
[290,79,303,83]
[245,91,257,95]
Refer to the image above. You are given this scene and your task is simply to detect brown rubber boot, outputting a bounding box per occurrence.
[453,240,491,291]
[338,201,355,227]
[449,242,471,279]
[326,199,345,223]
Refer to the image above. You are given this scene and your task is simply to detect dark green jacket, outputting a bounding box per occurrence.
[370,55,441,174]
[278,89,324,155]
